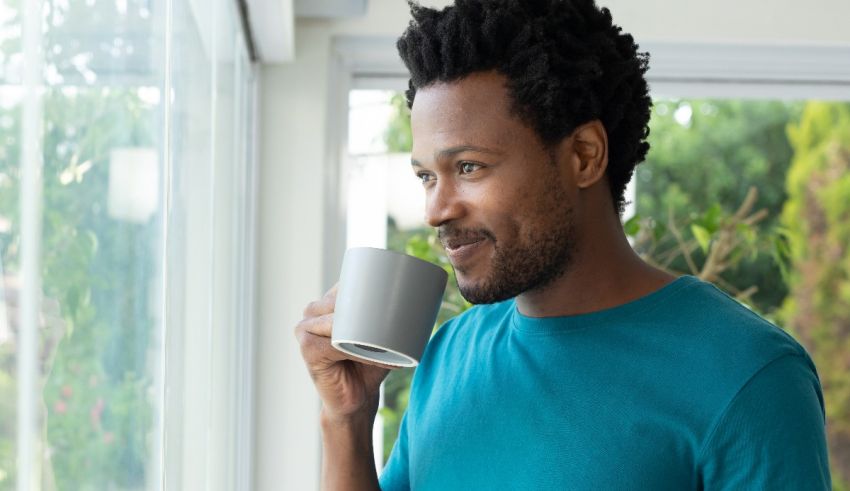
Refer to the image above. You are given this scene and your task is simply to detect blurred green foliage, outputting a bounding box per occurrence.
[0,87,156,489]
[1,1,158,487]
[635,99,803,310]
[778,102,850,488]
[384,94,413,155]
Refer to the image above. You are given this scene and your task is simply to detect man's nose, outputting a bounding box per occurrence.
[425,181,465,228]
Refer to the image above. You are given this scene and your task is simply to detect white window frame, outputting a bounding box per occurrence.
[16,1,46,488]
[162,2,260,490]
[323,35,850,469]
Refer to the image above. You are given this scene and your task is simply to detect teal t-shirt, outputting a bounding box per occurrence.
[379,275,831,490]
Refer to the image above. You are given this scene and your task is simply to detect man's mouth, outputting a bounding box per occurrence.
[441,236,490,266]
[438,227,495,266]
[443,236,485,251]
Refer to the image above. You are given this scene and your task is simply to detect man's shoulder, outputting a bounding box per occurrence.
[653,278,813,400]
[660,277,804,357]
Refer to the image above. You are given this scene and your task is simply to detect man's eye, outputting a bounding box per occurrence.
[416,172,434,184]
[459,162,481,174]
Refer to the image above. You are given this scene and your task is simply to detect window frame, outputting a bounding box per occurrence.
[161,1,260,490]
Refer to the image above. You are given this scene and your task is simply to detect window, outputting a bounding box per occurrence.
[0,0,257,488]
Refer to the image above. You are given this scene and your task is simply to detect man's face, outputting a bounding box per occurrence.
[410,70,579,304]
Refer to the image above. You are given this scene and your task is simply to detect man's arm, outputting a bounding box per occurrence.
[293,285,393,491]
[320,409,381,491]
[698,353,831,489]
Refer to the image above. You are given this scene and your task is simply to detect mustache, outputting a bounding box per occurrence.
[437,225,495,248]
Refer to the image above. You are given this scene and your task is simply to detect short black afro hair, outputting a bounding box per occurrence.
[396,0,651,215]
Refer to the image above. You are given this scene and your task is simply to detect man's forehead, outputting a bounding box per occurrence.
[411,72,511,119]
[410,73,518,159]
[410,126,511,165]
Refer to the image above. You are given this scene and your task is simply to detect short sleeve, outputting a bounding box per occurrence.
[698,353,831,489]
[379,409,411,491]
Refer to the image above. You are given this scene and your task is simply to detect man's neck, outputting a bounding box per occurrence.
[515,221,676,319]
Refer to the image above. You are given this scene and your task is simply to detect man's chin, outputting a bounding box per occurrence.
[453,273,480,304]
[456,275,511,305]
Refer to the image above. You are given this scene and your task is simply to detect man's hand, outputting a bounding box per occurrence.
[295,283,396,421]
[295,284,391,490]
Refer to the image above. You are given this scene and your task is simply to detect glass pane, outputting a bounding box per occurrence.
[0,94,21,490]
[0,1,22,84]
[41,91,162,489]
[209,0,239,484]
[164,0,255,487]
[3,0,255,488]
[43,1,163,488]
[1,0,165,488]
[0,3,22,486]
[165,0,214,486]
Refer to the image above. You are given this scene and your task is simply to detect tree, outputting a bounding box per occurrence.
[778,101,850,490]
[635,99,803,311]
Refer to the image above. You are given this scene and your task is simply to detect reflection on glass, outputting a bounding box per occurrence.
[0,0,22,482]
[3,0,163,488]
[0,93,21,491]
[2,0,256,487]
[39,85,160,490]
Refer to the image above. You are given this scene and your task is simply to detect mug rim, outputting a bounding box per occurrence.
[331,338,419,368]
[345,246,448,277]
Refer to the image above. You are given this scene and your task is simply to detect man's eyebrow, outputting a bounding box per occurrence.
[411,145,503,167]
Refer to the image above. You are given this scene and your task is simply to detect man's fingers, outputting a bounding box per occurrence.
[296,284,402,372]
[294,315,400,371]
[356,358,401,371]
[294,313,338,366]
[295,324,349,367]
[301,283,340,318]
[296,328,399,372]
[299,312,333,338]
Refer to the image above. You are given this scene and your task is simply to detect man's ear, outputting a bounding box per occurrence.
[560,120,609,189]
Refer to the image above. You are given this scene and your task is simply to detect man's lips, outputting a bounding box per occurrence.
[442,237,485,250]
[443,237,488,264]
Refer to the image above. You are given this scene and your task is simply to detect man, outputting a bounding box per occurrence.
[295,0,832,489]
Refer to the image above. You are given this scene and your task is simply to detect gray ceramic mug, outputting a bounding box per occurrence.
[331,247,448,367]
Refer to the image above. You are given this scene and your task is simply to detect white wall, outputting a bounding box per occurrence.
[255,0,850,489]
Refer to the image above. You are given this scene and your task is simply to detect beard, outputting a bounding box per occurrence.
[440,182,577,305]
